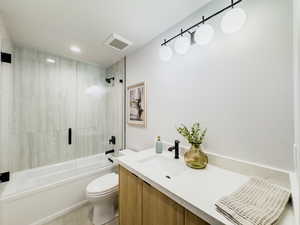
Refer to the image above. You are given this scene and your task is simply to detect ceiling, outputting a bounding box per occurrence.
[0,0,210,68]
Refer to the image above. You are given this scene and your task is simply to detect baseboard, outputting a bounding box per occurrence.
[30,200,88,225]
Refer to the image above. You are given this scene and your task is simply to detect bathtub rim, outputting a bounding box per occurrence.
[0,163,114,203]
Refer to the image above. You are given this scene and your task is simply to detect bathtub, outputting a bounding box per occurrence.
[0,153,115,225]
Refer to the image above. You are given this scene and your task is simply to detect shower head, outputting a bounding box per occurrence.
[105,77,115,84]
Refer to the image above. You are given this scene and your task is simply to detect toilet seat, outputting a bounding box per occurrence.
[86,173,118,197]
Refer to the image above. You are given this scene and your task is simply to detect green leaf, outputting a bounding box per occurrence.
[176,122,207,145]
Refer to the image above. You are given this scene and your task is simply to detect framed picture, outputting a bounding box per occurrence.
[127,82,147,127]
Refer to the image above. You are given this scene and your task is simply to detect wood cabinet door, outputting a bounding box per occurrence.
[142,182,185,225]
[119,166,143,225]
[185,210,210,225]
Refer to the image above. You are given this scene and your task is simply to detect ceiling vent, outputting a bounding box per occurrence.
[105,33,132,51]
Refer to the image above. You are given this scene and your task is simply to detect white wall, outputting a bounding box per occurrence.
[126,0,294,170]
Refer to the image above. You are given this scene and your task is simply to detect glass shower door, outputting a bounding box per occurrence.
[12,49,78,168]
[74,62,107,157]
[106,59,126,153]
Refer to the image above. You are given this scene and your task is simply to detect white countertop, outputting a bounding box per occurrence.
[118,149,295,225]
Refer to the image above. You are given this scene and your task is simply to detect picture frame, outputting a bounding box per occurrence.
[127,81,147,127]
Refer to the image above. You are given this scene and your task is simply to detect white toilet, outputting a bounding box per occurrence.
[86,173,119,225]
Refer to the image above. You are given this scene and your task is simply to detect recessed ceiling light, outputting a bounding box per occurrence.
[70,45,81,53]
[46,58,56,64]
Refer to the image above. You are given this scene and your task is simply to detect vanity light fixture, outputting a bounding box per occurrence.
[70,45,81,53]
[159,0,244,61]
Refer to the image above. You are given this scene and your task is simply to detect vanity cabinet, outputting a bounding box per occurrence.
[119,166,143,225]
[119,166,209,225]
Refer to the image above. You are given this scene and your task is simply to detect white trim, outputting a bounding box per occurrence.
[29,200,88,225]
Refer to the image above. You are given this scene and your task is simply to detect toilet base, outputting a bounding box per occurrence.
[104,217,118,225]
[92,196,118,225]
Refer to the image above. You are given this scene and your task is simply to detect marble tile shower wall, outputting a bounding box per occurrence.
[1,47,108,172]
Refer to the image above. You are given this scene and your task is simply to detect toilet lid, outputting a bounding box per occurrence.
[86,173,118,195]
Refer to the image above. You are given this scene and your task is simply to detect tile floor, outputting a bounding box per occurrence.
[44,203,118,225]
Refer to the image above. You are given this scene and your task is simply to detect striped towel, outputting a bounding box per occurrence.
[215,177,290,225]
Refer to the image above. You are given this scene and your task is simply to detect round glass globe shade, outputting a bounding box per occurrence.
[221,8,247,34]
[174,36,190,55]
[159,45,173,61]
[194,24,215,45]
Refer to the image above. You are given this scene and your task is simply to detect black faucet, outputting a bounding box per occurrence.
[168,140,180,159]
[109,136,116,145]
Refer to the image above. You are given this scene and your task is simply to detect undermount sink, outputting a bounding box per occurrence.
[137,154,188,178]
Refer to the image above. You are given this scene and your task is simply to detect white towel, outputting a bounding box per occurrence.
[215,177,290,225]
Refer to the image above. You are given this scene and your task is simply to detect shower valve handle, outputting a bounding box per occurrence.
[109,136,116,145]
[0,171,10,183]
